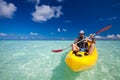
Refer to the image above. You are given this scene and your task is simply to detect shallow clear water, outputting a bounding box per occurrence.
[0,40,120,80]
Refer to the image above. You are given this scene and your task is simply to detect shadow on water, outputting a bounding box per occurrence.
[50,51,81,80]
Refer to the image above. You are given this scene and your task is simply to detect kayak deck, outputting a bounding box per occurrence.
[65,48,98,72]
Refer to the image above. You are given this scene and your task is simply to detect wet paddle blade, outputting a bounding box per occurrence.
[52,50,63,53]
[95,25,112,35]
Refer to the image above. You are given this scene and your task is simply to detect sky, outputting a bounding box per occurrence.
[0,0,120,40]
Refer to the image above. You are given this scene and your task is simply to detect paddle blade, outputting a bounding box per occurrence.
[52,50,63,53]
[96,25,112,35]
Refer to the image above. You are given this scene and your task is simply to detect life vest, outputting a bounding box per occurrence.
[77,37,88,51]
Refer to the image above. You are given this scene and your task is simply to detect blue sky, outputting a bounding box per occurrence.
[0,0,120,40]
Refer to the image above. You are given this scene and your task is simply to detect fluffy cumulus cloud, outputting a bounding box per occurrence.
[0,32,7,36]
[31,5,63,22]
[0,0,17,18]
[30,32,38,35]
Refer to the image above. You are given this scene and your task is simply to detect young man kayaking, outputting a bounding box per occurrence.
[71,30,96,56]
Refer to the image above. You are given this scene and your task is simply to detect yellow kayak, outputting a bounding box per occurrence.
[65,47,98,72]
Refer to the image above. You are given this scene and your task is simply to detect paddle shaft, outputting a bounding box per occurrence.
[52,25,112,53]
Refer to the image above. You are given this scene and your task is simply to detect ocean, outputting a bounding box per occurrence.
[0,40,120,80]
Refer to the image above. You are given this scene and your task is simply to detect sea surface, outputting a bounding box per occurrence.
[0,40,120,80]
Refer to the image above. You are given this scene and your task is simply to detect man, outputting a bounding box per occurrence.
[71,30,95,56]
[71,30,88,55]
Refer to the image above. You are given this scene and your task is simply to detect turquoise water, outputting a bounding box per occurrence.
[0,40,120,80]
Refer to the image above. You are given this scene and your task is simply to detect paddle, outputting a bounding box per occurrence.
[52,25,112,53]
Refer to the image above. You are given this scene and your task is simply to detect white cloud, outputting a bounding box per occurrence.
[31,5,63,22]
[57,0,63,2]
[27,0,40,5]
[36,0,40,4]
[95,36,103,39]
[116,34,120,39]
[57,28,67,32]
[112,16,117,19]
[62,28,67,32]
[108,17,117,21]
[0,32,7,36]
[64,20,72,23]
[106,34,116,39]
[94,34,120,39]
[57,28,61,32]
[52,6,63,18]
[30,32,38,35]
[0,0,17,18]
[20,36,29,40]
[99,16,117,21]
